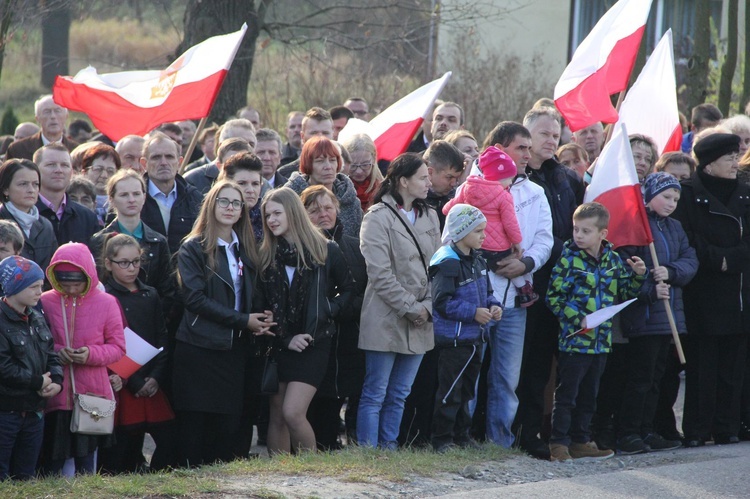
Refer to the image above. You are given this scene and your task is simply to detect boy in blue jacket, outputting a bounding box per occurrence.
[546,202,647,462]
[430,204,502,453]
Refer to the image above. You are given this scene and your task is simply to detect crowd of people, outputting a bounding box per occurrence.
[0,91,749,480]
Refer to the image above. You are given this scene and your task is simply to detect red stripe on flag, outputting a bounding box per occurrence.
[53,70,228,141]
[374,118,423,162]
[662,124,683,154]
[108,355,143,379]
[594,184,653,249]
[555,27,646,132]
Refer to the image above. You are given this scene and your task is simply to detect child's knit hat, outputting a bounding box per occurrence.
[479,146,517,181]
[0,256,44,297]
[643,172,681,204]
[446,204,486,243]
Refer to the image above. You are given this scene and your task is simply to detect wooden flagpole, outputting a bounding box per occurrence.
[179,116,209,174]
[648,243,686,364]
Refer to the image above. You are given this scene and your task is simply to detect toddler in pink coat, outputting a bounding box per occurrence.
[444,146,538,307]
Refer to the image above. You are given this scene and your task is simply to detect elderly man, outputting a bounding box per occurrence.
[280,111,304,165]
[115,135,146,172]
[572,122,605,162]
[7,95,79,160]
[14,122,40,141]
[255,128,287,188]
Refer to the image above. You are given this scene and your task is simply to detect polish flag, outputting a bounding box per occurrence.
[616,30,682,154]
[585,123,653,248]
[554,0,652,132]
[108,327,164,379]
[346,72,451,162]
[53,24,247,141]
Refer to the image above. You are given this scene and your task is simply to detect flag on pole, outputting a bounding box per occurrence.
[616,30,682,154]
[340,72,451,162]
[554,0,653,132]
[108,327,164,379]
[585,123,653,248]
[53,24,247,141]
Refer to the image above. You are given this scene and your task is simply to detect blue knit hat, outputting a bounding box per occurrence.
[0,256,44,297]
[643,172,681,204]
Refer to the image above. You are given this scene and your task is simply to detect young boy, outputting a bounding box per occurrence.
[0,221,26,296]
[430,204,502,453]
[546,202,647,462]
[0,256,62,479]
[617,173,698,454]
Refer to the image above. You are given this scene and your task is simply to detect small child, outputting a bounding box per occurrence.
[430,204,502,452]
[546,202,647,462]
[444,146,538,307]
[0,256,61,480]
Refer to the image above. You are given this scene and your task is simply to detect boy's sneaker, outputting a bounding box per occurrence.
[549,443,572,462]
[517,281,539,308]
[617,434,648,455]
[643,433,681,451]
[569,441,614,461]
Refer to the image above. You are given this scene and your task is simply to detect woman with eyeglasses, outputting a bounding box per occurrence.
[81,144,121,223]
[173,181,273,466]
[342,134,383,212]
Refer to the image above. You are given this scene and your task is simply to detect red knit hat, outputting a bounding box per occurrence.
[480,146,517,181]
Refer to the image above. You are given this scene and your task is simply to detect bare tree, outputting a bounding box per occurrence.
[684,0,711,111]
[741,0,750,111]
[717,0,738,115]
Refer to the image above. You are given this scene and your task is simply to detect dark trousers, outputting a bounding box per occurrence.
[99,423,176,473]
[741,343,750,423]
[654,345,684,437]
[398,348,439,447]
[432,345,482,446]
[618,335,672,438]
[683,334,748,440]
[0,411,44,480]
[594,342,629,432]
[514,302,558,444]
[308,396,345,450]
[550,352,607,447]
[176,411,240,467]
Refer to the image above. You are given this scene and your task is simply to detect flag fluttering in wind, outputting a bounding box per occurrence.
[554,0,653,132]
[585,123,653,249]
[616,30,682,154]
[53,24,247,141]
[108,328,163,379]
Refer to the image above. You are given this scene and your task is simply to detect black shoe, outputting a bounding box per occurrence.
[683,438,705,448]
[714,434,740,445]
[643,433,682,451]
[595,427,616,451]
[617,434,648,455]
[660,430,684,442]
[519,437,551,460]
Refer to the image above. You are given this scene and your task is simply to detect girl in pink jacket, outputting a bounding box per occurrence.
[444,146,538,307]
[39,243,125,476]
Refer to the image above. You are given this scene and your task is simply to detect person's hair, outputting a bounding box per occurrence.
[0,219,24,252]
[33,142,70,166]
[236,106,259,119]
[523,106,561,130]
[116,135,145,151]
[629,134,659,170]
[302,107,333,133]
[0,135,12,156]
[655,151,696,175]
[106,168,146,201]
[101,233,142,281]
[556,142,589,163]
[344,97,367,105]
[434,102,465,126]
[691,103,723,128]
[328,105,354,121]
[81,143,121,172]
[443,129,477,147]
[255,128,282,151]
[287,111,304,123]
[219,152,263,180]
[68,119,92,137]
[721,114,750,136]
[184,180,259,270]
[142,132,180,159]
[70,142,99,172]
[66,175,96,201]
[300,185,340,212]
[341,133,382,193]
[155,122,183,138]
[259,187,329,271]
[216,137,252,164]
[198,123,219,145]
[532,97,556,109]
[373,152,430,216]
[0,159,40,203]
[573,202,610,231]
[338,143,351,165]
[300,136,342,176]
[215,119,255,156]
[423,140,464,172]
[482,121,531,150]
[33,94,54,115]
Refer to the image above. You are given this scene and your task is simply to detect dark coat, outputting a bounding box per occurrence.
[425,189,454,231]
[105,279,169,390]
[277,158,300,179]
[618,211,699,337]
[270,170,288,188]
[36,197,100,247]
[183,162,219,197]
[672,172,750,335]
[6,132,78,161]
[140,174,203,254]
[0,301,62,412]
[0,204,58,271]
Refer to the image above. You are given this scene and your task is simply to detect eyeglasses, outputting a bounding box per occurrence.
[217,197,244,210]
[109,258,141,269]
[349,162,373,171]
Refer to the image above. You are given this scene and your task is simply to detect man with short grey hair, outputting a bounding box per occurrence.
[255,128,287,188]
[7,95,79,160]
[115,135,146,172]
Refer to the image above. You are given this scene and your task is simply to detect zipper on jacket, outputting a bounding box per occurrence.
[191,314,199,327]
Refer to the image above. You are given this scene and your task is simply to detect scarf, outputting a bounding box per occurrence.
[249,204,264,243]
[698,168,738,207]
[5,201,39,238]
[354,177,373,212]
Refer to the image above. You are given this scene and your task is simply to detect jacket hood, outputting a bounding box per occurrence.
[46,242,99,296]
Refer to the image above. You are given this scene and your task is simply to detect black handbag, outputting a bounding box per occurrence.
[260,347,279,395]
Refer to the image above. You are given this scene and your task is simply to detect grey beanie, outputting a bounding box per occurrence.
[446,204,486,243]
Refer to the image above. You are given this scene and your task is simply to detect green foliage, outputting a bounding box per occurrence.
[1,106,19,134]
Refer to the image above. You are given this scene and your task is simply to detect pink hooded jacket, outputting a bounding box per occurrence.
[443,175,522,252]
[40,243,125,413]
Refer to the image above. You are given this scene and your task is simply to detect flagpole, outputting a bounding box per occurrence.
[179,116,209,174]
[648,242,687,364]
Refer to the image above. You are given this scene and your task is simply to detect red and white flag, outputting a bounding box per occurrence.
[340,72,451,162]
[616,30,682,154]
[554,0,652,132]
[53,24,247,141]
[585,123,653,248]
[108,327,163,379]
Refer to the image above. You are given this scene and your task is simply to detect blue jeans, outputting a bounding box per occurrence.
[486,307,527,447]
[357,351,424,449]
[0,411,44,480]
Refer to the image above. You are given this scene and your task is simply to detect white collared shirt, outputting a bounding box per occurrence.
[218,230,242,311]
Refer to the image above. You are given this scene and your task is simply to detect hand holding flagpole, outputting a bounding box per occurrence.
[648,243,686,364]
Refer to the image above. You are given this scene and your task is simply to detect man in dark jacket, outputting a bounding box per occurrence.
[423,140,465,230]
[33,144,100,246]
[6,95,79,161]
